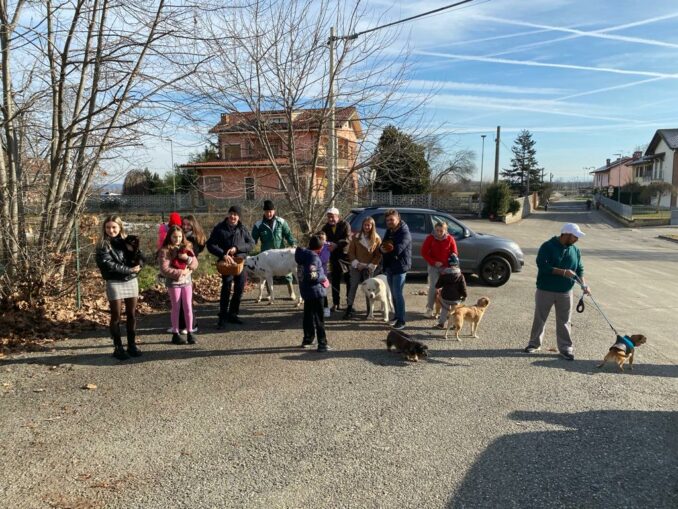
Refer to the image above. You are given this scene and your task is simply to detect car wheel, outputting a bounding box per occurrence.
[479,255,512,287]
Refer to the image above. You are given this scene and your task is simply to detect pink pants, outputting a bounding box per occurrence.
[168,285,193,333]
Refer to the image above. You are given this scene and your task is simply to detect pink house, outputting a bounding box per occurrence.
[180,108,363,202]
[591,154,636,190]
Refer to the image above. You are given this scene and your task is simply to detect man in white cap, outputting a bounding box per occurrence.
[321,207,351,313]
[524,223,591,360]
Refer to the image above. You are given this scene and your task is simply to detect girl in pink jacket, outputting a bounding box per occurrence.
[158,225,199,345]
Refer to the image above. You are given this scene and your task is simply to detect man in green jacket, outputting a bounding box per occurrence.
[252,200,297,292]
[524,223,591,361]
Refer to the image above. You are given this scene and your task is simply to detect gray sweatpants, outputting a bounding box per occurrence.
[528,288,574,354]
[437,298,461,325]
[426,264,441,311]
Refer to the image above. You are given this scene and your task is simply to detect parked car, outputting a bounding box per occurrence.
[344,207,524,287]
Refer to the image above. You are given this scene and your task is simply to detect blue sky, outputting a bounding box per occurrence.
[136,0,678,184]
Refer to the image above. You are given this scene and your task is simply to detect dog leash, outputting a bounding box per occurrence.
[572,276,619,336]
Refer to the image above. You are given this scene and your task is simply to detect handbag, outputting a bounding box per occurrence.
[216,256,244,276]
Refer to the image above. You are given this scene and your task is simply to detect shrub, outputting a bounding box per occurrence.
[507,199,521,215]
[482,182,512,218]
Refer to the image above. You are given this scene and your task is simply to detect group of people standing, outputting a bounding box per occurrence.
[95,199,590,362]
[94,202,467,359]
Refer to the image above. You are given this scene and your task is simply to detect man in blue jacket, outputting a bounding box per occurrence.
[380,209,412,331]
[524,223,591,360]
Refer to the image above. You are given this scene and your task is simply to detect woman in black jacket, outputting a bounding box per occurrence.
[207,206,254,328]
[95,215,145,360]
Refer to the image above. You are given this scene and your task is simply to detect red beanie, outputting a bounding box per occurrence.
[168,212,182,227]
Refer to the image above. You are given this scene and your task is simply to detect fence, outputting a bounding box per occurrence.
[85,190,480,215]
[596,194,633,220]
[358,191,479,214]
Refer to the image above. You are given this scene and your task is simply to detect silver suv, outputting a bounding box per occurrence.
[344,207,524,287]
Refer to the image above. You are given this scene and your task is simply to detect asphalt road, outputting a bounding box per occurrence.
[1,200,677,509]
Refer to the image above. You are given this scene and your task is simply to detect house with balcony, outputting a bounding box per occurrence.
[630,128,678,207]
[180,107,362,202]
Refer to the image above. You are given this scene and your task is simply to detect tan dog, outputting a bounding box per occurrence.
[597,334,647,372]
[444,297,490,341]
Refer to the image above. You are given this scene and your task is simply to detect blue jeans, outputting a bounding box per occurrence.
[387,272,407,323]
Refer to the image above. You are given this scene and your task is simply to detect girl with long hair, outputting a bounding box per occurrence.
[158,225,199,345]
[95,215,144,360]
[343,216,382,319]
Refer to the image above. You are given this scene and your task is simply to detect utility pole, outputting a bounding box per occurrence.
[327,27,336,207]
[479,134,486,217]
[613,153,623,203]
[167,138,176,210]
[493,126,500,183]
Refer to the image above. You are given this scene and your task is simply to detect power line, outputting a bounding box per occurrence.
[340,0,480,40]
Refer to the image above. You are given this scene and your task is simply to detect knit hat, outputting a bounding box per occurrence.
[308,235,322,251]
[228,205,242,217]
[168,212,182,227]
[448,253,460,267]
[263,200,275,211]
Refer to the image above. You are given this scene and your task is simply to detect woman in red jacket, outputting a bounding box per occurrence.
[421,221,458,316]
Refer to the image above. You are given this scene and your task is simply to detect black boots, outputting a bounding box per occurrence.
[187,332,197,344]
[342,305,354,320]
[172,332,186,345]
[127,331,142,357]
[112,329,129,361]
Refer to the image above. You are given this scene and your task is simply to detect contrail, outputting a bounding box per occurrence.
[414,51,678,79]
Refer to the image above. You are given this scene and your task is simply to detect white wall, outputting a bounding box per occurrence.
[653,138,675,208]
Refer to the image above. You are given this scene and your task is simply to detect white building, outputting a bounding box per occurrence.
[631,129,678,208]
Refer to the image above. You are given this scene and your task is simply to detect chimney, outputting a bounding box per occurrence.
[606,158,611,167]
[633,151,642,160]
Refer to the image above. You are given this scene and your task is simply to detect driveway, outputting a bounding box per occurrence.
[1,201,676,508]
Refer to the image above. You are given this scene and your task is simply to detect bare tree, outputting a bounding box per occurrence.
[424,137,476,189]
[0,0,202,304]
[184,0,421,234]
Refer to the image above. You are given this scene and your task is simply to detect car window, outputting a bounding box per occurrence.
[431,214,465,239]
[400,212,428,234]
[370,213,387,230]
[344,212,357,229]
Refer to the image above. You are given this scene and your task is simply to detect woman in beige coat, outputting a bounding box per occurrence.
[343,217,382,319]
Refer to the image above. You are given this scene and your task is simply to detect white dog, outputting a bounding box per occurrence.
[360,274,393,322]
[244,248,302,306]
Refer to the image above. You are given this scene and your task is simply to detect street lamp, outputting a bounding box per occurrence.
[478,134,486,216]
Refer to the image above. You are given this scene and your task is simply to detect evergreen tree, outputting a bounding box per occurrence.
[501,130,544,195]
[372,125,430,194]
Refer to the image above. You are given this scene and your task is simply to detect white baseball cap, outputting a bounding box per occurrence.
[326,207,340,216]
[561,223,585,238]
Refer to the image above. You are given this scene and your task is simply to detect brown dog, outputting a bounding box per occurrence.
[597,334,647,372]
[444,297,490,341]
[385,330,429,362]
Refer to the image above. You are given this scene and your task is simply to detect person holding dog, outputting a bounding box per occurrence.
[175,214,206,334]
[295,235,331,352]
[321,207,351,313]
[158,225,199,345]
[343,216,382,320]
[251,199,297,296]
[422,221,458,317]
[434,253,467,329]
[95,215,144,361]
[524,223,591,361]
[380,209,412,330]
[207,205,255,329]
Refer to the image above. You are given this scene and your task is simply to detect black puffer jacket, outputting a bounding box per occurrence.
[95,236,143,282]
[207,220,254,259]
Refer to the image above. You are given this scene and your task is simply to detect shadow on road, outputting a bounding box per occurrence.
[531,358,678,378]
[448,409,678,508]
